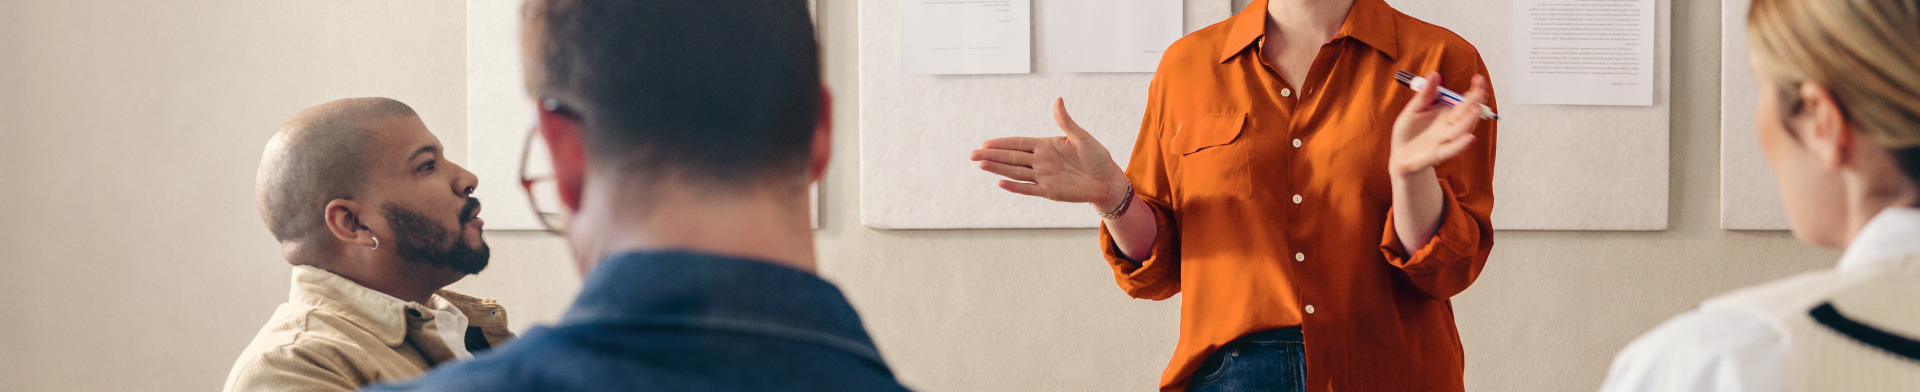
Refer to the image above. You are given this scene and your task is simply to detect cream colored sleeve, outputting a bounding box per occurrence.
[223,344,359,392]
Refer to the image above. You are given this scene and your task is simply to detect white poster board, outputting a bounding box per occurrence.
[860,0,1671,230]
[467,0,541,230]
[900,0,1033,75]
[1719,0,1790,230]
[860,0,1233,229]
[1390,0,1671,230]
[466,0,821,230]
[1047,0,1185,73]
[1508,0,1656,106]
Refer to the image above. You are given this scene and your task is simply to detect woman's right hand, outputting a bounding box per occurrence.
[970,98,1131,211]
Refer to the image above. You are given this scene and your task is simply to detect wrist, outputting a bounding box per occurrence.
[1091,175,1133,213]
[1390,162,1435,184]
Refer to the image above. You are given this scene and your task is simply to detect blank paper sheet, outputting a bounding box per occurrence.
[1047,0,1183,73]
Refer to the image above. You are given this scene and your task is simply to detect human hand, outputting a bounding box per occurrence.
[1390,72,1489,178]
[969,98,1131,210]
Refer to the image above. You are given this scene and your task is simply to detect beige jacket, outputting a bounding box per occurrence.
[223,266,513,392]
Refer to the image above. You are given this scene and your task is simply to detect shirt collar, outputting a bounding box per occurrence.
[288,266,502,348]
[1837,207,1920,270]
[434,289,510,332]
[1220,0,1401,63]
[289,265,414,347]
[559,251,887,367]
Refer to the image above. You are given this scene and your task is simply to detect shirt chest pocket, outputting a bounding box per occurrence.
[1167,112,1253,207]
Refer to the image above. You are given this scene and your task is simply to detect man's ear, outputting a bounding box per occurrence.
[323,199,376,249]
[537,103,588,212]
[1798,83,1855,172]
[809,87,834,183]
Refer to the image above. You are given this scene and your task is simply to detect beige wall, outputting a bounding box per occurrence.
[0,0,1839,391]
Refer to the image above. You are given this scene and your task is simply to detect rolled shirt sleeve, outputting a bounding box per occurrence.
[1377,54,1498,300]
[1100,202,1180,300]
[1378,180,1489,299]
[1097,72,1181,301]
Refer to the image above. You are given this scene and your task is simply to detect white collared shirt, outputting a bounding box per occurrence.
[1598,207,1920,392]
[364,289,474,360]
[425,295,474,359]
[226,266,510,392]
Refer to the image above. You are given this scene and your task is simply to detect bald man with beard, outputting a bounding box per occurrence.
[224,97,513,392]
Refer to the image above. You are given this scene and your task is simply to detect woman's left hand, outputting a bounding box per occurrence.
[1389,72,1489,177]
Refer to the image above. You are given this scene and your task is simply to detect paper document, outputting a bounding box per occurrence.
[900,0,1032,75]
[1510,0,1655,106]
[1048,0,1183,73]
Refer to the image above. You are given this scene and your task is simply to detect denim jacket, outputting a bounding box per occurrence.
[363,251,912,391]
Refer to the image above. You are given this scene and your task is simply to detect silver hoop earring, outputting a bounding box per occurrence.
[371,236,380,250]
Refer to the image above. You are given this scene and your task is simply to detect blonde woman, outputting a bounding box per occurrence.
[1600,0,1920,390]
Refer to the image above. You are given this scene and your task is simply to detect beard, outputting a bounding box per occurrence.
[381,198,490,275]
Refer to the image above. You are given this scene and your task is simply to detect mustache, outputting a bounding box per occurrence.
[460,197,481,224]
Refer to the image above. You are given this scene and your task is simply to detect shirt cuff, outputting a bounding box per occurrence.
[1100,202,1180,300]
[1379,181,1481,275]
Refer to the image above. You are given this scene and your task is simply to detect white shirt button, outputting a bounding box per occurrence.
[1295,252,1305,262]
[1281,88,1293,97]
[1305,304,1316,314]
[1292,195,1303,204]
[1292,138,1302,148]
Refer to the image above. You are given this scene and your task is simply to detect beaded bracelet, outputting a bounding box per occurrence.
[1097,185,1135,220]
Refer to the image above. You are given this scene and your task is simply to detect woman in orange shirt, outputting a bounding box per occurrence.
[970,0,1495,391]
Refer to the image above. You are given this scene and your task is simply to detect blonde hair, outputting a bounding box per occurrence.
[1748,0,1920,151]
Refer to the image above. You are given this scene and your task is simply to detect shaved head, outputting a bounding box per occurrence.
[256,97,419,259]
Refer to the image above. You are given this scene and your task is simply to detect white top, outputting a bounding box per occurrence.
[424,295,474,359]
[366,290,474,360]
[1598,207,1920,392]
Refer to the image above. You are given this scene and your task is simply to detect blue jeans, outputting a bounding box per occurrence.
[1188,327,1306,392]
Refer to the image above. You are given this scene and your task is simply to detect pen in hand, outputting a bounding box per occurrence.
[1394,70,1500,121]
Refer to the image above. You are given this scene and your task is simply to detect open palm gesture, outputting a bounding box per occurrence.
[970,98,1129,208]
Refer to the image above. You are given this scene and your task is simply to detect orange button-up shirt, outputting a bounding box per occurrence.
[1097,0,1496,390]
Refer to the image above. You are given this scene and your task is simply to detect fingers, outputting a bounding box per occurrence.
[1400,133,1477,174]
[1400,71,1443,117]
[1430,134,1478,163]
[1053,97,1095,141]
[1442,101,1483,131]
[1452,75,1490,119]
[1434,105,1480,139]
[969,148,1034,167]
[978,160,1037,182]
[1434,76,1488,129]
[1468,75,1490,100]
[997,180,1043,197]
[981,137,1043,152]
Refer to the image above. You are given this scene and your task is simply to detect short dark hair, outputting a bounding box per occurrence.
[257,98,418,249]
[523,0,821,190]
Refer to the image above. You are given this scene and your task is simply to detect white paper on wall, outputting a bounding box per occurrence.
[860,0,1669,230]
[1720,0,1790,230]
[862,0,1231,228]
[1509,0,1655,106]
[1047,0,1184,73]
[900,0,1033,75]
[1391,0,1671,230]
[467,0,542,231]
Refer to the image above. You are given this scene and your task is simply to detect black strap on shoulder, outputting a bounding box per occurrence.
[465,326,494,353]
[1809,302,1920,362]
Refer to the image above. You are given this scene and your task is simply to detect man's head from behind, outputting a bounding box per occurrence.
[257,98,490,280]
[520,0,829,263]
